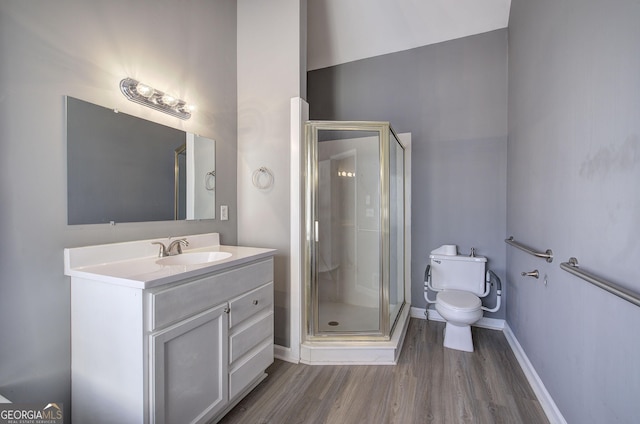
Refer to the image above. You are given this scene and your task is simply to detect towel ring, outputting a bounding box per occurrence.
[252,167,274,190]
[205,171,216,191]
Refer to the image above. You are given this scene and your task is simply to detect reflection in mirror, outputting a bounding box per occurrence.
[174,143,187,219]
[186,133,216,220]
[66,96,215,225]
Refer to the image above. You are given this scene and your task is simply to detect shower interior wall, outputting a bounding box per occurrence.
[317,137,381,315]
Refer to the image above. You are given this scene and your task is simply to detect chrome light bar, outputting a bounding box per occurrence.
[119,77,192,120]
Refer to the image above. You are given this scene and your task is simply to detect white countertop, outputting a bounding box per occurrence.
[64,233,276,289]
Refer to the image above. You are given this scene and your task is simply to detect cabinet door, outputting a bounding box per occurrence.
[150,303,228,424]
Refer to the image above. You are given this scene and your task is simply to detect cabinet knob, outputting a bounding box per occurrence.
[223,307,230,314]
[252,300,259,306]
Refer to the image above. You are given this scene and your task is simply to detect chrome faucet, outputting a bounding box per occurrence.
[167,238,189,255]
[152,238,189,257]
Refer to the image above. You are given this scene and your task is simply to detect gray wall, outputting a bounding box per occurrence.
[0,1,237,418]
[307,29,508,318]
[508,0,640,422]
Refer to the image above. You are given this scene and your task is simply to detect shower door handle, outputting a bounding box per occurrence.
[315,220,319,242]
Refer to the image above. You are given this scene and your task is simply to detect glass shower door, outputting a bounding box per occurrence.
[305,120,407,341]
[314,128,382,335]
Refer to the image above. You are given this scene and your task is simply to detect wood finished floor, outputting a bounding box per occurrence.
[219,318,549,424]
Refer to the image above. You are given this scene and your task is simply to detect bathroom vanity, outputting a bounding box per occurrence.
[64,233,275,424]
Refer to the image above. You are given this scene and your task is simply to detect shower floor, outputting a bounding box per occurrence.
[317,301,379,333]
[301,304,410,365]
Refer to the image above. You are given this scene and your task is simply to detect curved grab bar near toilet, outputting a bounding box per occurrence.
[423,264,502,312]
[482,270,502,313]
[424,265,436,303]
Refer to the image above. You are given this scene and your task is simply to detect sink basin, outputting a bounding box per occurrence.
[156,251,232,266]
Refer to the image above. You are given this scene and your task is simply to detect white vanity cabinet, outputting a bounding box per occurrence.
[69,248,274,424]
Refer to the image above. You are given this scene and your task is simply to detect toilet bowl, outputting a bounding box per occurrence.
[435,290,483,352]
[424,245,502,353]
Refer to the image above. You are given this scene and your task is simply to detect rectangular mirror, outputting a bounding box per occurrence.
[66,96,215,225]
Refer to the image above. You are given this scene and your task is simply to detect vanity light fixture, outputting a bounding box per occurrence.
[119,77,193,120]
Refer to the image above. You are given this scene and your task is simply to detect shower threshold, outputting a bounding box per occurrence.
[300,306,410,365]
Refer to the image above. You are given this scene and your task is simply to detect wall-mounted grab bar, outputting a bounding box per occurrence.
[560,257,640,307]
[505,236,554,262]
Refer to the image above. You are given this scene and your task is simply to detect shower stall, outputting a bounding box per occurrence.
[302,121,410,360]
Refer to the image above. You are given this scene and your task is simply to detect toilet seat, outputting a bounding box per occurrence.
[437,290,481,312]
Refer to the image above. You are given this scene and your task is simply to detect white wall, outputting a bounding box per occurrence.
[0,1,237,418]
[237,0,307,347]
[188,134,217,219]
[307,0,511,70]
[508,0,640,422]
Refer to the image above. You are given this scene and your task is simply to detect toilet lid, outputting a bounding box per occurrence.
[437,290,481,311]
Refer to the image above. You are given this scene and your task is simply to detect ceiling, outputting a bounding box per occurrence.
[307,0,511,71]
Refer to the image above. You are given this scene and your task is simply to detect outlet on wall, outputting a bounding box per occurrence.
[220,205,228,221]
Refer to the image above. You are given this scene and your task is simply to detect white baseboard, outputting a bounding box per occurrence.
[410,306,429,319]
[274,344,299,364]
[503,323,566,424]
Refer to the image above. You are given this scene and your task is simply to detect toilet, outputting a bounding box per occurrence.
[424,245,501,352]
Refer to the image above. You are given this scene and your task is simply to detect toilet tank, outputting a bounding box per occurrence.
[429,246,487,296]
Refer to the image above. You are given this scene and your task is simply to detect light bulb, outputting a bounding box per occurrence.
[135,82,155,98]
[161,94,179,107]
[178,104,196,113]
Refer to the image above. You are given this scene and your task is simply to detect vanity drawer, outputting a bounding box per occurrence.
[228,282,273,329]
[149,259,273,331]
[230,311,273,364]
[229,340,273,400]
